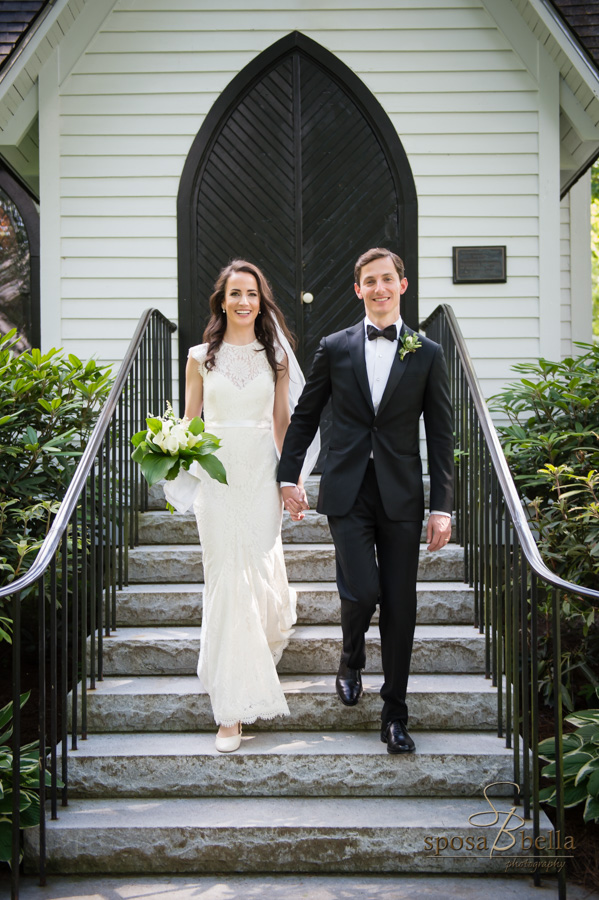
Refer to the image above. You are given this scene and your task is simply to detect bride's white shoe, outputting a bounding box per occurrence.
[215,723,242,753]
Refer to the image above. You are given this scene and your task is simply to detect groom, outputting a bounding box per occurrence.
[278,248,454,753]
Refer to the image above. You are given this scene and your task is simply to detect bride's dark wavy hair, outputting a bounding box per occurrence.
[202,259,295,374]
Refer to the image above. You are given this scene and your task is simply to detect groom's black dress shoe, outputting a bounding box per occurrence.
[335,660,363,706]
[381,720,416,754]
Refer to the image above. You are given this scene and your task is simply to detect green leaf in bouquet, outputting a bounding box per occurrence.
[131,429,148,447]
[188,417,204,436]
[145,439,166,455]
[131,443,149,464]
[202,433,220,445]
[141,454,178,486]
[195,441,220,456]
[164,460,182,481]
[146,417,163,434]
[197,453,227,484]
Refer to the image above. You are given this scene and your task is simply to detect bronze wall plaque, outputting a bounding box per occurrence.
[452,246,506,283]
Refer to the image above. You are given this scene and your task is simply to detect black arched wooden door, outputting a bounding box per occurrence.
[178,32,417,458]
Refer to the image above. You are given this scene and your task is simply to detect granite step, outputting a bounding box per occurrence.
[127,543,464,584]
[96,624,485,677]
[61,730,518,799]
[115,581,475,627]
[24,795,553,874]
[77,673,499,733]
[148,475,433,512]
[73,673,500,733]
[137,509,454,545]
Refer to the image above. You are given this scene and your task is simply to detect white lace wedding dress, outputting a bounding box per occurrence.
[188,339,296,726]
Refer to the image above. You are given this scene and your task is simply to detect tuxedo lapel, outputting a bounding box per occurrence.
[346,322,374,413]
[376,323,412,418]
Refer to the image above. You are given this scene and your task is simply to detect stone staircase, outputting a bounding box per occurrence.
[26,476,552,874]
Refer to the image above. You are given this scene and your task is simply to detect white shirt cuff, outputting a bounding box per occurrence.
[429,510,451,517]
[280,481,296,488]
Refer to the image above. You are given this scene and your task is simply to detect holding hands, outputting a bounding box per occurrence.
[282,484,310,521]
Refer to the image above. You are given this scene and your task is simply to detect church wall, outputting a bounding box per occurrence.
[36,0,561,405]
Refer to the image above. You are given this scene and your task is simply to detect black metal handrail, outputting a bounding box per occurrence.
[421,303,599,900]
[1,309,176,899]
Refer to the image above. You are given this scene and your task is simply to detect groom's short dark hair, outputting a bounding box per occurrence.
[354,248,405,284]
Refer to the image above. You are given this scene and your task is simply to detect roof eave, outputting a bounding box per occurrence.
[531,0,599,98]
[0,1,58,87]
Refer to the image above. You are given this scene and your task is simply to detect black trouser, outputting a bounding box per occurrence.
[327,460,421,725]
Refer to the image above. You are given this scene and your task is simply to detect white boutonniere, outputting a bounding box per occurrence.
[398,332,422,361]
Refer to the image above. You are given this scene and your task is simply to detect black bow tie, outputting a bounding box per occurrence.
[367,324,397,342]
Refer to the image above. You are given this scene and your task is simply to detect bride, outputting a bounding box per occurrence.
[180,259,313,752]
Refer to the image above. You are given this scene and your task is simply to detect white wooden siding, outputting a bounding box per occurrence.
[43,0,560,404]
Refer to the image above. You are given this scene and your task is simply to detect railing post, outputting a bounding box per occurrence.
[49,556,58,821]
[505,512,513,749]
[37,575,47,885]
[483,441,491,679]
[530,571,541,885]
[81,482,88,740]
[71,506,79,751]
[520,550,530,819]
[511,532,521,797]
[496,491,504,738]
[60,532,68,807]
[11,589,21,900]
[551,585,566,900]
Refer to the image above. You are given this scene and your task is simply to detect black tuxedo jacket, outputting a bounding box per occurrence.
[277,321,454,521]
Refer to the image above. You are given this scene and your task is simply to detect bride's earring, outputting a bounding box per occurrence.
[221,307,225,314]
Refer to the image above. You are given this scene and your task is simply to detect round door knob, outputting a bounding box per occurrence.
[302,292,314,304]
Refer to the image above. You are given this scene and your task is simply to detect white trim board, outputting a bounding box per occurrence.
[38,49,62,352]
[569,171,592,346]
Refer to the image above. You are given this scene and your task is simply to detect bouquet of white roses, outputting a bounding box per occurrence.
[131,403,227,502]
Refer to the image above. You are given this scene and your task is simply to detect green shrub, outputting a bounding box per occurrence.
[0,329,112,592]
[490,345,599,709]
[0,330,106,862]
[539,688,599,824]
[0,691,57,864]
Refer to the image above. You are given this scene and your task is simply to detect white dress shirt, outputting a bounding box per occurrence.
[364,314,401,413]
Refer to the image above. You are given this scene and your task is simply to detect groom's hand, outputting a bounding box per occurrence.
[282,484,309,520]
[426,514,452,552]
